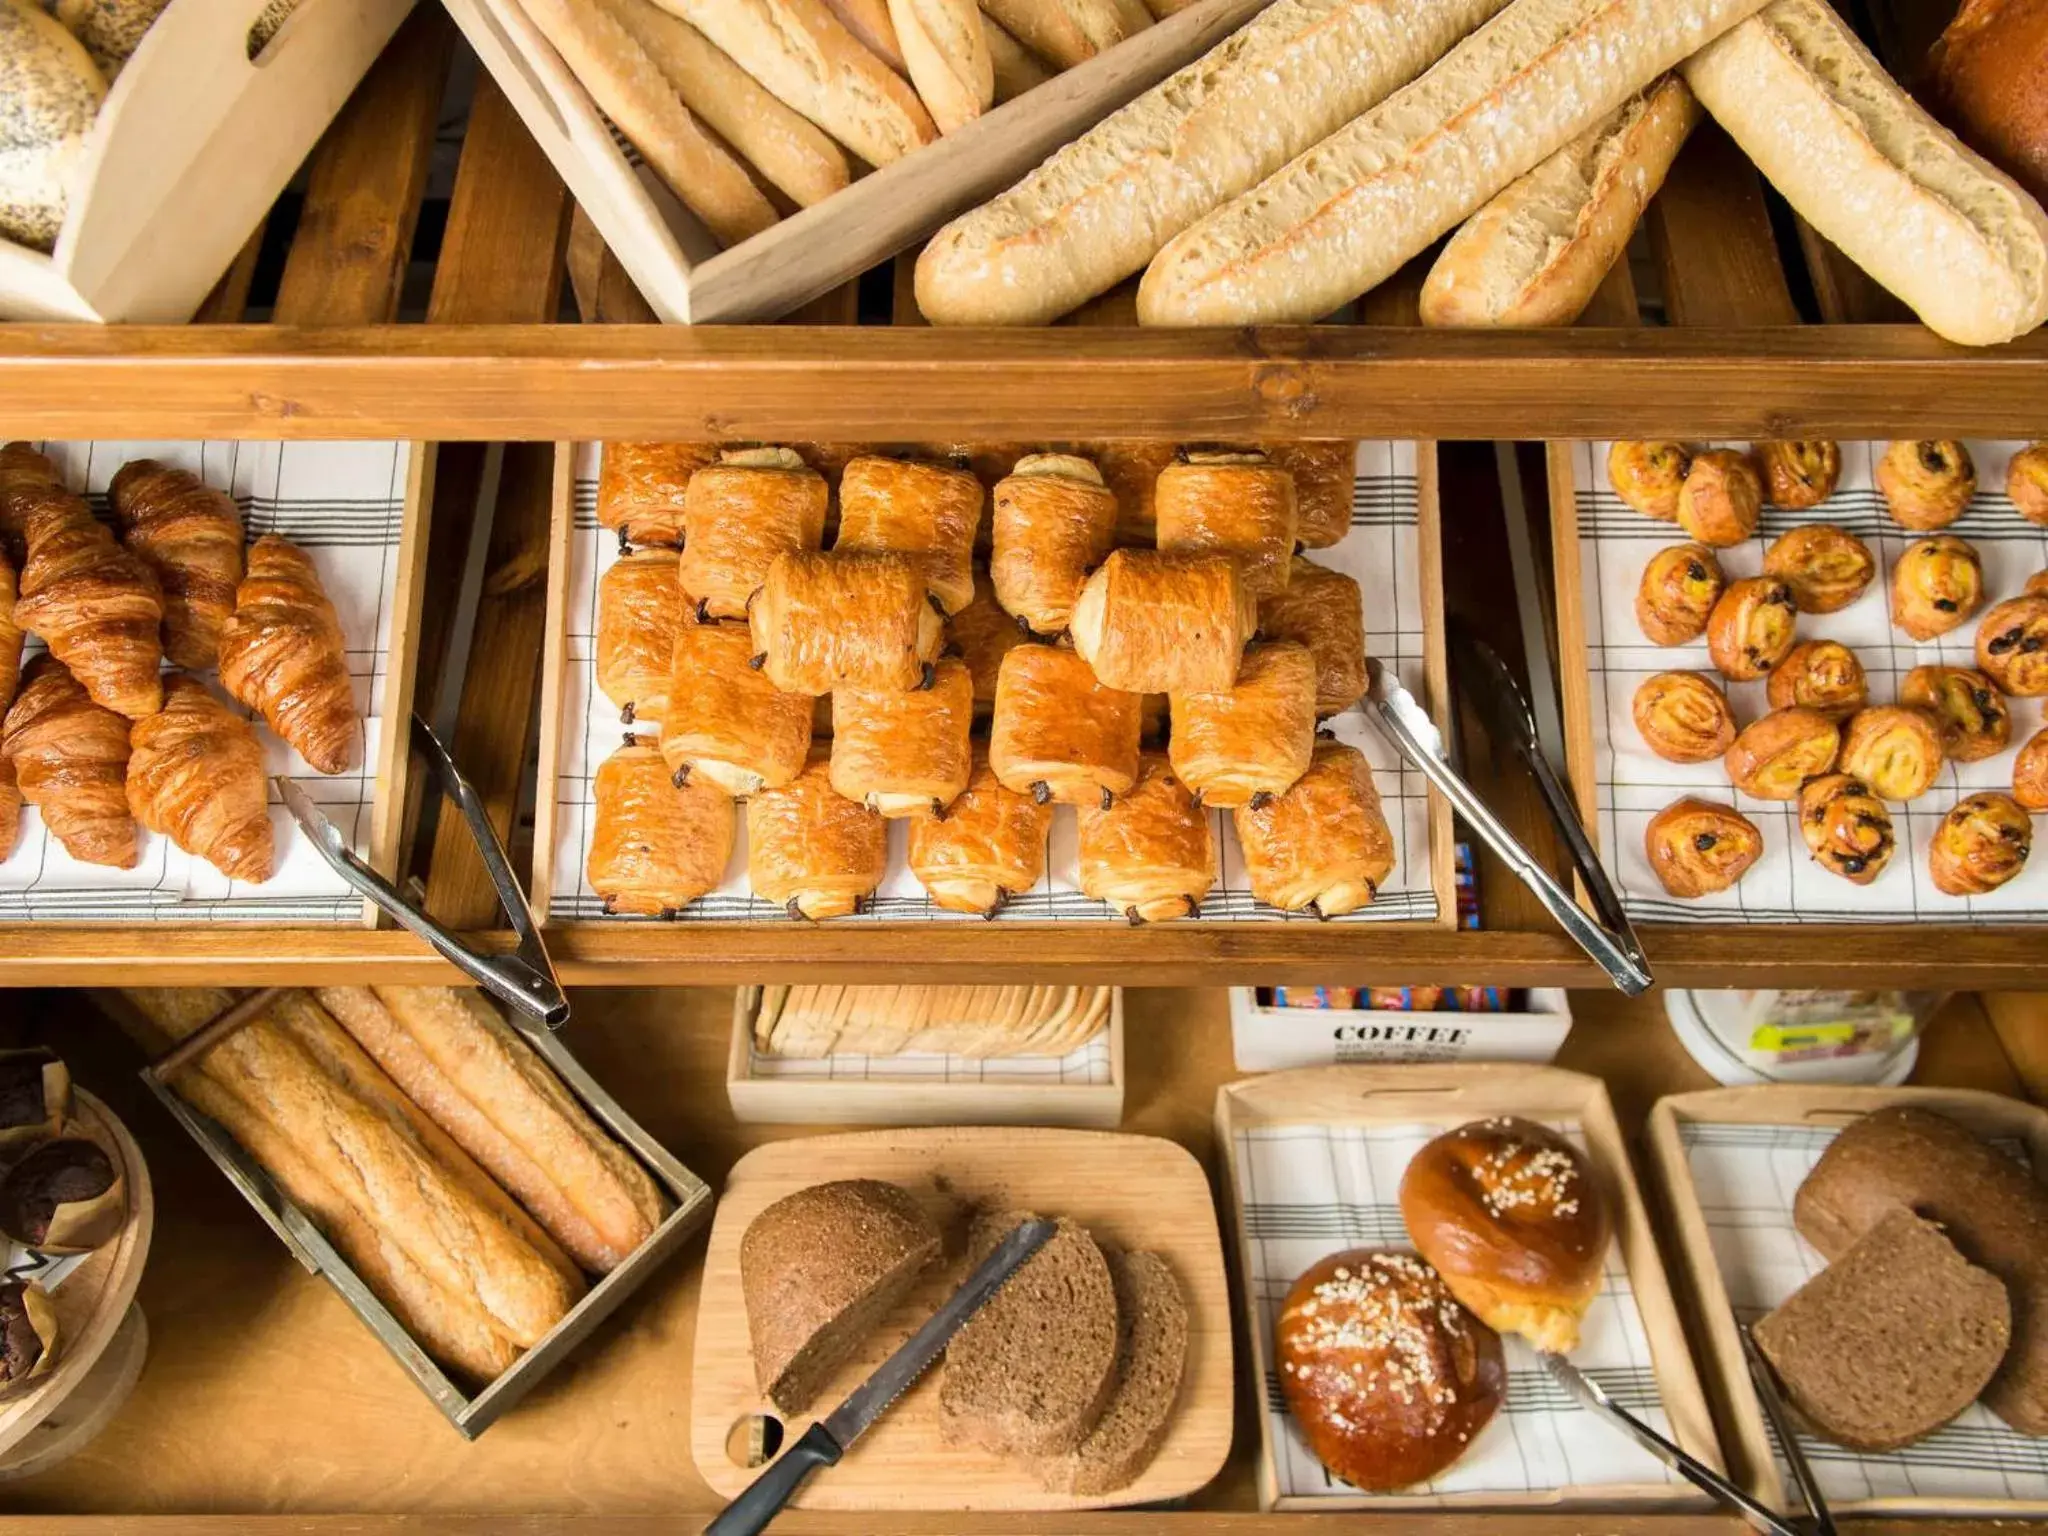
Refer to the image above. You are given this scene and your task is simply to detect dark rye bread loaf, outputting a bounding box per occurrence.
[1793,1106,2048,1435]
[1754,1208,2011,1451]
[1035,1249,1189,1495]
[741,1179,940,1415]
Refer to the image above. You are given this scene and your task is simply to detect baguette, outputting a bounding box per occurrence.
[822,0,907,70]
[1683,0,2048,347]
[891,0,994,133]
[918,0,1514,326]
[978,0,1133,68]
[983,12,1051,101]
[1421,75,1698,328]
[1138,0,1775,326]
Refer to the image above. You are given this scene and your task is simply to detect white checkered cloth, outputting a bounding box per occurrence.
[748,1029,1111,1084]
[548,442,1440,924]
[1574,439,2048,923]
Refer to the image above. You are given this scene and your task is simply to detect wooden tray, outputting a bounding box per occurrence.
[1644,1084,2048,1518]
[1215,1064,1719,1513]
[688,1126,1233,1511]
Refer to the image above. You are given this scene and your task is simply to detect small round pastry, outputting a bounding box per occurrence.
[1878,440,1977,531]
[1891,536,1984,641]
[1645,799,1764,898]
[1706,577,1798,681]
[1724,707,1841,800]
[1635,543,1725,646]
[1929,792,2033,896]
[2031,570,2048,598]
[1798,774,1895,886]
[2013,729,2048,812]
[1901,666,2012,762]
[2008,443,2048,527]
[1676,450,1765,547]
[1766,640,1867,721]
[1607,441,1691,521]
[1399,1117,1612,1354]
[1975,595,2048,696]
[1761,524,1874,614]
[1756,440,1843,510]
[1633,672,1737,763]
[1275,1249,1505,1493]
[1838,706,1946,802]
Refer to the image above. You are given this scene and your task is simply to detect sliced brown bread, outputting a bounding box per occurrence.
[1753,1207,2011,1451]
[1034,1248,1189,1495]
[741,1179,941,1415]
[939,1210,1120,1457]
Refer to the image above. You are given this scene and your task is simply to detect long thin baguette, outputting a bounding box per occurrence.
[917,0,1515,326]
[978,0,1133,68]
[1683,0,2048,347]
[891,0,994,133]
[1137,0,1774,326]
[822,0,907,69]
[983,13,1051,101]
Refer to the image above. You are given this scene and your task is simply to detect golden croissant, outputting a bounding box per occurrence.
[127,675,273,882]
[0,441,66,559]
[0,755,19,864]
[219,536,355,775]
[0,544,22,715]
[1,655,138,868]
[109,459,246,670]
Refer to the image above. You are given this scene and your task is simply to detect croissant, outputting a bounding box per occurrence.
[1233,739,1394,917]
[1092,440,1177,545]
[0,544,22,714]
[127,675,273,881]
[680,448,828,620]
[1155,450,1298,600]
[830,656,973,817]
[217,537,355,775]
[108,459,245,670]
[597,442,719,548]
[946,567,1027,719]
[659,615,811,797]
[835,456,983,616]
[0,441,67,559]
[1168,642,1317,809]
[587,734,734,916]
[1071,550,1255,695]
[1255,558,1366,716]
[990,454,1117,634]
[596,548,680,725]
[1267,441,1355,549]
[1076,754,1215,923]
[747,752,888,920]
[750,550,944,695]
[0,656,137,868]
[0,756,18,864]
[989,643,1142,807]
[907,750,1052,916]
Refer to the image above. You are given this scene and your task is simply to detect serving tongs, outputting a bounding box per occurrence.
[1364,629,1651,994]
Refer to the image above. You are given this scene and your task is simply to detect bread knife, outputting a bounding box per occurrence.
[704,1216,1058,1536]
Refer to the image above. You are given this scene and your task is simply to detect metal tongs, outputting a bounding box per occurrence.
[1364,629,1651,994]
[278,713,568,1028]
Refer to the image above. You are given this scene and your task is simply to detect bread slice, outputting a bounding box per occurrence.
[1753,1208,2011,1451]
[741,1179,941,1415]
[1034,1249,1188,1494]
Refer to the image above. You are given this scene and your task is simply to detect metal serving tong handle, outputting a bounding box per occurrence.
[278,714,568,1028]
[1741,1324,1838,1536]
[1364,636,1651,995]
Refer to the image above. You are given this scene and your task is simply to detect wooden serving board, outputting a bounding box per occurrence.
[688,1127,1233,1510]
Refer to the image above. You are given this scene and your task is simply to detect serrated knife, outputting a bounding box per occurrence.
[704,1216,1057,1536]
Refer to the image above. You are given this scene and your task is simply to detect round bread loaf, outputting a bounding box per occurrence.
[0,0,105,252]
[53,0,172,77]
[1399,1116,1611,1354]
[1932,0,2048,204]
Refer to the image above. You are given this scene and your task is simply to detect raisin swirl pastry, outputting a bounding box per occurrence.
[1901,666,2011,761]
[2008,443,2048,527]
[1635,543,1724,646]
[1929,792,2032,897]
[1798,774,1895,886]
[1645,799,1763,898]
[1975,595,2048,696]
[2032,570,2048,599]
[1676,449,1763,547]
[1891,536,1984,641]
[1725,708,1841,800]
[1766,640,1867,721]
[1878,440,1977,531]
[1756,440,1842,510]
[1632,672,1737,763]
[1839,706,1946,802]
[1707,577,1798,681]
[1607,441,1691,521]
[2014,728,2048,812]
[1762,524,1874,614]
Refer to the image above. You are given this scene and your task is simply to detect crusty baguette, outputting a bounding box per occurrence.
[917,0,1514,326]
[822,0,907,70]
[655,0,938,167]
[978,0,1132,68]
[1142,0,1202,12]
[891,0,994,133]
[982,12,1051,100]
[1138,0,1775,326]
[1684,0,2048,347]
[1421,75,1699,327]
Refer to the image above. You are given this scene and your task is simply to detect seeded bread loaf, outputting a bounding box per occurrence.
[0,0,104,253]
[1033,1248,1188,1494]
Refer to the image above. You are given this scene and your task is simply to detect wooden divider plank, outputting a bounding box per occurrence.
[1579,258,1641,327]
[891,251,926,325]
[1646,124,1799,327]
[566,206,661,325]
[785,279,863,326]
[192,228,265,324]
[425,76,573,327]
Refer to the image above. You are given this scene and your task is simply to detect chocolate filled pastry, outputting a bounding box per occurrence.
[1799,773,1896,886]
[1167,642,1317,809]
[1676,449,1764,547]
[989,643,1141,807]
[990,453,1117,634]
[597,442,719,548]
[659,616,811,797]
[1092,440,1178,545]
[830,655,973,817]
[1075,754,1214,923]
[1155,450,1298,601]
[749,550,945,695]
[1902,665,2012,761]
[1645,799,1763,898]
[1891,536,1984,642]
[1707,577,1798,681]
[587,735,734,916]
[2008,443,2048,528]
[1725,708,1841,800]
[1756,440,1842,510]
[0,1135,124,1254]
[1878,440,1977,531]
[680,448,828,621]
[595,548,680,725]
[909,443,1032,506]
[1232,741,1394,919]
[1275,1249,1505,1493]
[1633,672,1737,763]
[945,568,1027,718]
[1930,791,2032,896]
[1257,559,1366,716]
[1267,441,1355,548]
[1839,706,1946,802]
[747,752,888,921]
[1766,640,1868,721]
[0,1280,58,1394]
[1607,440,1692,521]
[835,455,984,617]
[1635,543,1725,646]
[1975,594,2048,696]
[1071,550,1255,696]
[790,442,867,500]
[907,751,1052,916]
[1762,524,1875,614]
[107,458,245,670]
[2013,728,2048,812]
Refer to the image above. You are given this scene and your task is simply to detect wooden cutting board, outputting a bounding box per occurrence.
[688,1126,1233,1510]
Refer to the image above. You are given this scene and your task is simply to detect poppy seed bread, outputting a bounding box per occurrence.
[1033,1247,1188,1494]
[0,0,105,253]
